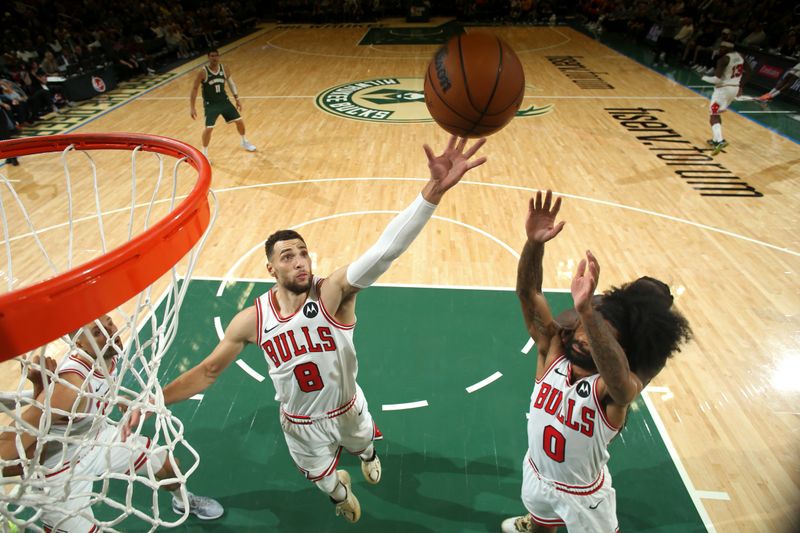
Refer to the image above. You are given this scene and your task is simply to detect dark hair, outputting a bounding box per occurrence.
[265,230,305,260]
[207,48,219,55]
[596,276,693,378]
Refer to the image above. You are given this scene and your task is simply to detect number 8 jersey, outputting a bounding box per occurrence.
[255,277,358,418]
[527,355,620,491]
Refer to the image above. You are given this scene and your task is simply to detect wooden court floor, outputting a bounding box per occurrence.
[1,21,799,532]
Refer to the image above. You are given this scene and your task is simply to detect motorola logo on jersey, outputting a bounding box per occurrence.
[316,77,554,124]
[303,302,319,318]
[577,381,591,398]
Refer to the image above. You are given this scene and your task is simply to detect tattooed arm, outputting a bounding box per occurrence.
[571,251,642,406]
[516,191,566,374]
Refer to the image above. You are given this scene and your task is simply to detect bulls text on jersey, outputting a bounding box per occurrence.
[532,381,596,438]
[260,326,337,368]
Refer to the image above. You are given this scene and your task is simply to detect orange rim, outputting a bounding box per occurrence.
[0,133,212,359]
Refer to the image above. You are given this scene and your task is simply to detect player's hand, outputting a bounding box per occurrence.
[121,397,154,442]
[190,107,197,120]
[235,98,242,111]
[571,250,599,315]
[526,190,565,244]
[421,135,487,204]
[20,354,57,398]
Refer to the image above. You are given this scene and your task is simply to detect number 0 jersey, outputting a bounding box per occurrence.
[255,277,358,419]
[527,356,620,492]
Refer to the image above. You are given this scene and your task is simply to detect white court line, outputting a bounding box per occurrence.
[190,394,204,401]
[213,316,225,341]
[696,491,731,501]
[236,360,265,382]
[382,400,429,411]
[466,371,503,393]
[7,177,799,257]
[645,385,674,401]
[739,110,796,114]
[137,94,706,101]
[641,389,716,532]
[216,210,522,297]
[521,338,535,354]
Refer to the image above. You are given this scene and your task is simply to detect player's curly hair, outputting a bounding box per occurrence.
[264,230,306,260]
[596,277,693,379]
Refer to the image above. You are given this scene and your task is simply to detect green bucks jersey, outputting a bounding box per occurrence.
[201,65,229,104]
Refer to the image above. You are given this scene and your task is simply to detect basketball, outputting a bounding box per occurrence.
[424,32,525,138]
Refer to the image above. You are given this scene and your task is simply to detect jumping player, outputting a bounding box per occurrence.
[189,49,256,160]
[501,190,692,532]
[143,135,487,523]
[0,315,223,531]
[701,41,750,155]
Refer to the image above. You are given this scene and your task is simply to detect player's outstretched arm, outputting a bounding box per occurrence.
[571,251,642,406]
[161,307,256,406]
[517,190,565,365]
[321,135,487,321]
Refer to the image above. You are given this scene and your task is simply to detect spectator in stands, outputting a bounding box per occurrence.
[0,79,32,125]
[656,16,694,66]
[741,22,767,49]
[0,97,19,165]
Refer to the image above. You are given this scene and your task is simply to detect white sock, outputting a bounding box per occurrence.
[711,123,723,142]
[316,472,347,501]
[768,89,780,97]
[201,146,208,156]
[359,444,375,462]
[240,135,248,144]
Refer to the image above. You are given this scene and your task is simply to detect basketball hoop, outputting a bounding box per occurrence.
[0,133,212,359]
[0,133,216,531]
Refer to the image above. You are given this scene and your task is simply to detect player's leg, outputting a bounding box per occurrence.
[560,466,619,533]
[151,452,224,520]
[221,101,255,151]
[341,386,382,484]
[759,73,798,101]
[502,455,566,533]
[38,475,96,532]
[233,119,255,151]
[101,428,224,521]
[708,87,735,155]
[281,418,360,522]
[201,127,214,159]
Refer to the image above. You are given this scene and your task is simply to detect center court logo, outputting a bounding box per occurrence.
[315,77,553,124]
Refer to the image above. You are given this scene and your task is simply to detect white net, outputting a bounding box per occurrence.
[0,136,216,532]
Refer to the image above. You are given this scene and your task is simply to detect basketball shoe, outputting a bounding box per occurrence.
[361,452,381,484]
[501,515,535,532]
[711,140,729,155]
[171,491,224,520]
[756,92,773,102]
[241,140,257,152]
[332,470,361,523]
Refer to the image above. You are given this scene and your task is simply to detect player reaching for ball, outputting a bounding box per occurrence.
[129,135,487,524]
[502,190,692,532]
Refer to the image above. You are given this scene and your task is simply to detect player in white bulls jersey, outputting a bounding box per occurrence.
[501,191,692,533]
[154,135,487,524]
[0,315,223,531]
[701,41,750,155]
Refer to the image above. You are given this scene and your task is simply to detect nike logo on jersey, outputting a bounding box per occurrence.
[554,368,568,376]
[589,501,602,510]
[264,324,279,334]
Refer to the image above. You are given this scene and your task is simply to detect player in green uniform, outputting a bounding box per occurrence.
[190,49,256,159]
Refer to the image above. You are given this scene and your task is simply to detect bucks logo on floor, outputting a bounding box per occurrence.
[315,78,553,124]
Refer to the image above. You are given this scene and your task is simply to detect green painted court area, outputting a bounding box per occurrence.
[104,280,705,532]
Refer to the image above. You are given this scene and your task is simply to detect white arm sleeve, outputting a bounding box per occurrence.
[346,193,437,288]
[228,77,238,96]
